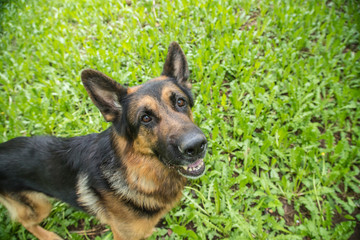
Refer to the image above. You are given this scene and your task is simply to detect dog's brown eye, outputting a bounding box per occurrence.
[141,115,152,123]
[177,98,186,108]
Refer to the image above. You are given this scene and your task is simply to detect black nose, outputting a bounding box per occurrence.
[179,133,207,157]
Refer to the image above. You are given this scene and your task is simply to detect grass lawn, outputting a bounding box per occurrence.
[1,0,359,239]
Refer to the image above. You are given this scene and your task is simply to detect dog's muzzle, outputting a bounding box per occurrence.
[174,131,207,179]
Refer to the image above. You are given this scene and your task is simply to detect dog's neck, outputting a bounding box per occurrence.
[100,129,186,206]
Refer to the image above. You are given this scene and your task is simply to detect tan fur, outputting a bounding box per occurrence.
[127,75,172,95]
[112,134,186,197]
[149,75,169,82]
[161,84,181,106]
[133,133,158,156]
[160,83,193,122]
[102,189,183,240]
[0,192,62,240]
[126,95,160,129]
[127,85,140,94]
[76,174,108,223]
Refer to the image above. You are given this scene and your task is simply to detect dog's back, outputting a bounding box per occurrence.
[0,135,81,207]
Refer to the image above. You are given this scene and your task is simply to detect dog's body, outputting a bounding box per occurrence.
[0,42,207,240]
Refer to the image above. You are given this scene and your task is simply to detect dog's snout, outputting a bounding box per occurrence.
[179,133,207,157]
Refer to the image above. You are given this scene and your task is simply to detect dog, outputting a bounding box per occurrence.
[0,42,207,240]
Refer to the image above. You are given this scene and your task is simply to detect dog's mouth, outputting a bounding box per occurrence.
[176,158,206,179]
[159,155,206,179]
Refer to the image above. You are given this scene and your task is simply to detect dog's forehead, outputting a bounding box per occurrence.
[129,77,184,101]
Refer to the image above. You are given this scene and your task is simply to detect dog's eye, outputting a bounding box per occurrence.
[177,98,186,108]
[141,114,152,123]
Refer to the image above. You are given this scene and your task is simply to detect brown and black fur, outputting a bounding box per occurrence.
[0,42,207,240]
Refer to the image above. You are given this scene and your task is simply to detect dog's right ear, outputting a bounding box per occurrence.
[81,69,127,122]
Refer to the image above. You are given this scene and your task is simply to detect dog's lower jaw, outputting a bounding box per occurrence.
[177,158,206,179]
[159,155,206,179]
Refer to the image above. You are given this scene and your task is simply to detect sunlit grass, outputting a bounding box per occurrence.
[1,0,359,239]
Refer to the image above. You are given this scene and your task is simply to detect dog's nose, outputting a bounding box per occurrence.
[179,134,207,157]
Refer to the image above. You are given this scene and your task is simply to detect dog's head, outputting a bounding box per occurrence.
[81,42,207,179]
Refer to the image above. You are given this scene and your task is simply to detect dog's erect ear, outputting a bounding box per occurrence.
[161,42,191,88]
[81,69,127,122]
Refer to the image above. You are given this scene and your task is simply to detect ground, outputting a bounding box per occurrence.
[0,0,359,239]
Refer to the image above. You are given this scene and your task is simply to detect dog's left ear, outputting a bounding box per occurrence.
[81,69,127,122]
[162,42,191,89]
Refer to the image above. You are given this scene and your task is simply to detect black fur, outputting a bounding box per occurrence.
[0,130,115,210]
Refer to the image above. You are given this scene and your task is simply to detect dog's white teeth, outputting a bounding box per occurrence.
[182,161,204,173]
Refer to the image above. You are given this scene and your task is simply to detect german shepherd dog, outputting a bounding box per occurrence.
[0,42,207,240]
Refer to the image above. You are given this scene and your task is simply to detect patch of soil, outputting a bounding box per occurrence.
[266,184,360,239]
[265,197,310,227]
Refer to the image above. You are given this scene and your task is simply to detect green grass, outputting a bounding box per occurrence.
[1,0,359,239]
